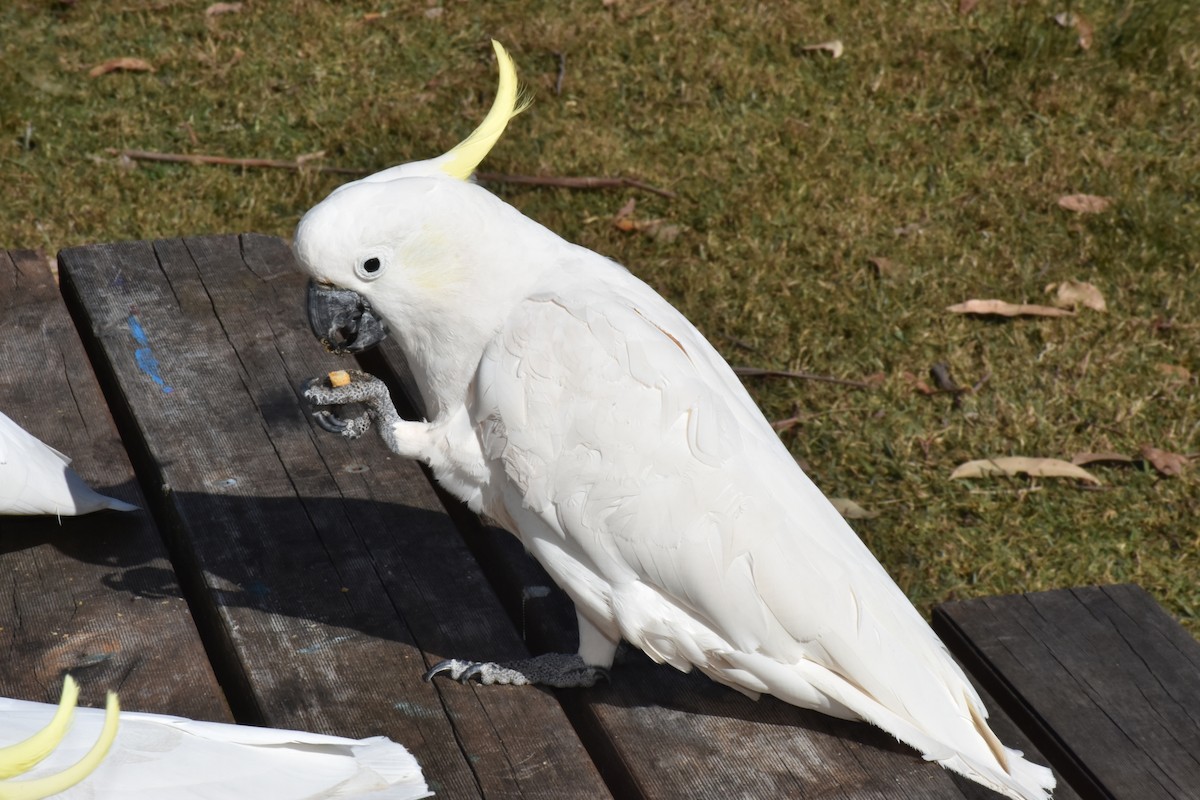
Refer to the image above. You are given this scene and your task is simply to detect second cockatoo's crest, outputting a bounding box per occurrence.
[358,40,528,185]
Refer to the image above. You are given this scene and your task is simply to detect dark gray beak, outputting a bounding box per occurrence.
[306,281,390,354]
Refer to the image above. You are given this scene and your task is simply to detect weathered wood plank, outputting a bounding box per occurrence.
[58,235,609,799]
[0,249,229,722]
[368,338,1067,799]
[934,585,1200,800]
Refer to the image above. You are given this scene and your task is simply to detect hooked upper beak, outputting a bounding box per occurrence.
[306,280,390,354]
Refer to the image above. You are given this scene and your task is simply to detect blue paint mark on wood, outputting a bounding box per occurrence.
[243,579,270,597]
[127,314,173,393]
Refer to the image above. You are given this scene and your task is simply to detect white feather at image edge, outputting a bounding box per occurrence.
[0,695,433,800]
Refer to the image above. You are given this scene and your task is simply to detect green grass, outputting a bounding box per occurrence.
[2,1,1196,631]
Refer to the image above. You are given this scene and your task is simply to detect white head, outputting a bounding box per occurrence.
[294,41,568,412]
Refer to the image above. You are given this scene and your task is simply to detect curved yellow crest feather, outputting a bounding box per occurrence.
[0,677,80,779]
[0,676,120,800]
[438,40,529,180]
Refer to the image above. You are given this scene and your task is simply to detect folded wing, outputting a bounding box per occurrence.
[471,262,1053,800]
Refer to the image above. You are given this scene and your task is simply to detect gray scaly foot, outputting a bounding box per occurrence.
[424,654,609,688]
[303,369,400,441]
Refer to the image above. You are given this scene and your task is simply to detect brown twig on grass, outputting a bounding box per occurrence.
[112,148,364,174]
[732,366,875,389]
[474,171,676,198]
[771,414,804,433]
[110,149,677,198]
[553,51,567,96]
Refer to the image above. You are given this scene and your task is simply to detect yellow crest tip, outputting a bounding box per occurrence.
[438,41,528,180]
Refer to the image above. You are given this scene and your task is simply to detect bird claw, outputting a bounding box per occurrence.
[424,662,494,686]
[423,655,609,688]
[308,406,371,439]
[311,409,349,434]
[303,375,378,439]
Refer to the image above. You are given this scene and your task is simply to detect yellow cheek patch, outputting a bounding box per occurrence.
[400,227,467,294]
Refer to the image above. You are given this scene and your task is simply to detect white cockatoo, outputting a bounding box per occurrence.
[0,411,138,516]
[296,42,1056,800]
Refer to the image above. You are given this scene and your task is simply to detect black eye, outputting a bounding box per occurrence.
[355,255,386,281]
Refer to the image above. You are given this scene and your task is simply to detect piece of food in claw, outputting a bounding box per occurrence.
[329,370,351,387]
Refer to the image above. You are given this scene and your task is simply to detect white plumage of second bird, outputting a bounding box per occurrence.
[0,411,136,516]
[293,41,1055,800]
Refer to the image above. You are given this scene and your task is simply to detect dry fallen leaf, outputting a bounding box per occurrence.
[612,201,682,243]
[1053,11,1094,50]
[1072,452,1134,467]
[901,371,937,395]
[830,497,877,519]
[771,415,803,434]
[614,217,682,243]
[1046,279,1107,312]
[1075,16,1095,49]
[1057,193,1113,213]
[88,57,155,77]
[868,256,906,280]
[205,2,243,15]
[958,0,980,14]
[1139,445,1188,477]
[800,40,844,59]
[947,299,1074,318]
[950,457,1101,485]
[613,197,637,224]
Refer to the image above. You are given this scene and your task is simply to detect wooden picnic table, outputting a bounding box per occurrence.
[2,236,1198,799]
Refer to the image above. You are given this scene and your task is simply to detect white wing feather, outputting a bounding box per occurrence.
[471,262,1054,800]
[0,411,137,516]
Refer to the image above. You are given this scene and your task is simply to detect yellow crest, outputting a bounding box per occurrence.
[439,41,529,180]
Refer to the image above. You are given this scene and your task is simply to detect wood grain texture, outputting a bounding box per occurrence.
[934,585,1200,800]
[0,249,229,722]
[369,331,1062,799]
[58,235,608,799]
